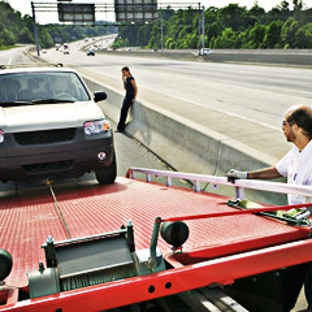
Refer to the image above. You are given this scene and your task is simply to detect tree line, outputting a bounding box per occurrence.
[115,0,312,50]
[0,1,116,49]
[1,0,312,50]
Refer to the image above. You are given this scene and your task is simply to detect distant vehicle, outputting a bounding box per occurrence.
[55,43,61,51]
[41,49,47,54]
[199,48,213,56]
[0,65,117,184]
[63,43,70,55]
[87,49,95,56]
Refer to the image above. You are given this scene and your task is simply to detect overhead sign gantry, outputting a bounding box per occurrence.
[114,0,158,23]
[31,0,204,55]
[37,0,159,24]
[57,1,96,23]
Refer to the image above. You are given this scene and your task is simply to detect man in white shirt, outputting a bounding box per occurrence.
[227,104,312,202]
[226,104,312,311]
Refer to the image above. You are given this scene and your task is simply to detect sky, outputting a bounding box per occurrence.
[7,0,312,24]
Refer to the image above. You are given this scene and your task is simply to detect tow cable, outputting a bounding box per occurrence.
[46,180,72,239]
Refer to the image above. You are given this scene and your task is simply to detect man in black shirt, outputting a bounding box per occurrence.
[116,66,138,132]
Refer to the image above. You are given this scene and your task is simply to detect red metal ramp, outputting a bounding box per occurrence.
[0,176,309,289]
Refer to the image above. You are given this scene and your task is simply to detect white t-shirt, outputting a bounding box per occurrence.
[276,140,312,205]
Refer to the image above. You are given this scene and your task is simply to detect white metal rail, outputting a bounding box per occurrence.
[126,167,312,200]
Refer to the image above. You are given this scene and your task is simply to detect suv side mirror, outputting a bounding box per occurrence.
[94,91,107,102]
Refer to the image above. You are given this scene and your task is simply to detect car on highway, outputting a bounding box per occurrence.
[0,65,117,185]
[63,43,70,54]
[199,48,213,56]
[86,48,95,56]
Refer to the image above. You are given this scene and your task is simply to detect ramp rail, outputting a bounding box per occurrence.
[126,167,312,201]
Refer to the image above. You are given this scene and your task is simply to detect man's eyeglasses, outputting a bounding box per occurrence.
[282,120,294,126]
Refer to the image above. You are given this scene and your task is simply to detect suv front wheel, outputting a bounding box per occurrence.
[95,152,117,184]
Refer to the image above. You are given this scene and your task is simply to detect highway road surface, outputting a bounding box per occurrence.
[39,39,312,165]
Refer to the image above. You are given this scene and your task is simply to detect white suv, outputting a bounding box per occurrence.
[0,66,117,184]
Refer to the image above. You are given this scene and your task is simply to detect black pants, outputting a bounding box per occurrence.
[283,263,311,311]
[117,98,133,131]
[305,264,312,309]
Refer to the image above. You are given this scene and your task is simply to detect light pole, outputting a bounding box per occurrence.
[201,5,205,51]
[198,2,201,54]
[31,1,40,56]
[160,8,164,52]
[198,4,205,55]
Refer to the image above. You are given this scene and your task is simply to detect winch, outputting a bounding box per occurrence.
[28,220,169,299]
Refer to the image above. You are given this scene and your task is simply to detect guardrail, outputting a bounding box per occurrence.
[126,167,312,201]
[106,49,312,67]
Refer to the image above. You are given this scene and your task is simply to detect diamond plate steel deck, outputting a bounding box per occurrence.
[0,177,308,289]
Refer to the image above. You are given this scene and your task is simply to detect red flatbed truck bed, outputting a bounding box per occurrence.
[0,168,312,311]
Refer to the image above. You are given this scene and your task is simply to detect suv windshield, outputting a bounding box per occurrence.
[0,71,91,106]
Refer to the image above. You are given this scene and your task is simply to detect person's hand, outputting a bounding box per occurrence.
[226,169,248,183]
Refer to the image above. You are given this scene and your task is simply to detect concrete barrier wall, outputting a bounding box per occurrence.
[29,45,290,203]
[80,49,311,181]
[205,50,312,66]
[27,47,296,203]
[84,74,286,203]
[107,49,312,67]
[83,49,307,179]
[84,75,272,172]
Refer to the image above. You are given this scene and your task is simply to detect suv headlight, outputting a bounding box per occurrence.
[84,120,111,135]
[0,129,4,143]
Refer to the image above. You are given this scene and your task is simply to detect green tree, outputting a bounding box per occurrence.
[18,26,33,43]
[148,22,161,49]
[215,27,237,48]
[281,17,300,48]
[217,4,250,32]
[4,0,312,51]
[137,25,151,47]
[249,23,266,48]
[249,4,267,25]
[263,20,284,48]
[119,25,141,46]
[0,1,117,49]
[183,33,198,49]
[165,37,175,49]
[39,27,54,48]
[206,22,221,47]
[295,23,312,48]
[293,0,303,11]
[1,29,16,45]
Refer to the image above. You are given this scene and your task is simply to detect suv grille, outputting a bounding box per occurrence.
[23,160,74,174]
[14,128,76,145]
